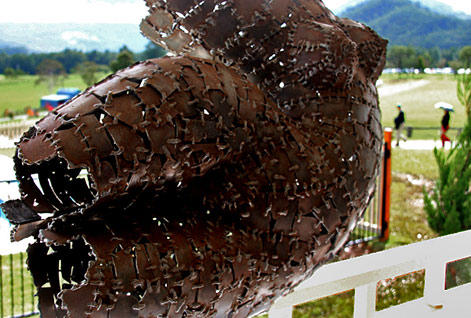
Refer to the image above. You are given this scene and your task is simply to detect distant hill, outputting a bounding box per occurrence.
[0,42,29,54]
[0,23,148,53]
[334,0,471,20]
[2,2,470,53]
[338,0,471,48]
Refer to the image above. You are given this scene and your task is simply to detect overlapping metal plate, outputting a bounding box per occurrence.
[2,0,387,317]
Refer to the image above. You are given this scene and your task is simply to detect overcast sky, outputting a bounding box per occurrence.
[0,0,470,24]
[0,0,148,24]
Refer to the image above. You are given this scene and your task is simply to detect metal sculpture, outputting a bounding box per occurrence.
[2,0,387,317]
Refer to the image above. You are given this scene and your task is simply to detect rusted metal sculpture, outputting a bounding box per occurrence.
[2,0,387,317]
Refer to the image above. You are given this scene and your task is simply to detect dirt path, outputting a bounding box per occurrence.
[378,79,430,97]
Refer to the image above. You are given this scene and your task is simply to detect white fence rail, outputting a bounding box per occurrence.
[269,230,471,318]
[0,119,36,141]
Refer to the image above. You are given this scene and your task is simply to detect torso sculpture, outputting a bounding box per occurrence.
[2,0,387,317]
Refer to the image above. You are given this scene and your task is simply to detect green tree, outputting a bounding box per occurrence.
[387,45,416,70]
[75,61,99,86]
[457,71,471,117]
[459,46,471,68]
[4,67,19,78]
[54,49,86,73]
[428,47,442,67]
[448,60,463,73]
[35,59,67,93]
[110,46,135,73]
[424,73,471,236]
[415,55,426,72]
[139,42,166,60]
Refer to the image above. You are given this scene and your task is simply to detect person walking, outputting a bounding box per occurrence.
[441,109,451,147]
[394,103,407,146]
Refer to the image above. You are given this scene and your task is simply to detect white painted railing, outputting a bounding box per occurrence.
[269,230,471,318]
[0,119,36,140]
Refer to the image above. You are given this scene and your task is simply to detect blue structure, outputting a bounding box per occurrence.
[0,199,10,225]
[40,88,80,110]
[56,88,81,99]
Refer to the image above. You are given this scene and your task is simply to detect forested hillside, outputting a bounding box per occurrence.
[339,0,471,48]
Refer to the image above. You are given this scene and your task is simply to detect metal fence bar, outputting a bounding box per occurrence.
[20,253,25,314]
[10,254,14,317]
[405,126,463,138]
[31,262,34,317]
[349,128,391,245]
[0,251,39,318]
[1,255,3,317]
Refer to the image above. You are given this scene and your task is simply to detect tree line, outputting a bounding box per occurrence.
[2,43,471,82]
[386,45,471,71]
[0,42,166,84]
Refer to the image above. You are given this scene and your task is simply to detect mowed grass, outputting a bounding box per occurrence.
[0,73,465,140]
[391,148,440,180]
[379,74,465,140]
[1,253,37,317]
[0,73,108,115]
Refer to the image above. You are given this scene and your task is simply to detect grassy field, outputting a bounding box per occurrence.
[379,74,465,140]
[389,147,446,248]
[0,253,37,317]
[391,148,440,180]
[0,73,108,115]
[0,73,466,139]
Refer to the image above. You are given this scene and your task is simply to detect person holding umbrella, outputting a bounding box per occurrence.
[435,102,454,147]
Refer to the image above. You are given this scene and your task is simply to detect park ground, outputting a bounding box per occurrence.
[0,73,467,317]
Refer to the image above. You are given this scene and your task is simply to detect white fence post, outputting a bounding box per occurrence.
[354,283,376,318]
[423,255,447,309]
[267,230,471,318]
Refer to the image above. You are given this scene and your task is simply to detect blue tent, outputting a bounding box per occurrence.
[56,88,80,99]
[40,88,80,109]
[40,94,70,109]
[0,199,10,225]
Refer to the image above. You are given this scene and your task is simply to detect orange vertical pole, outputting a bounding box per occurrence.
[379,128,392,242]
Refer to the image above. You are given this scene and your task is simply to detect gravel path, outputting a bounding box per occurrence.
[394,139,452,150]
[378,79,430,97]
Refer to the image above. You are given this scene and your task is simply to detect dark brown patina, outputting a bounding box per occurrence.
[2,0,387,317]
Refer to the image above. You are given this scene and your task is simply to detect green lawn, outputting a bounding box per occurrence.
[0,253,37,317]
[391,148,440,180]
[379,74,465,140]
[0,73,466,134]
[0,73,108,116]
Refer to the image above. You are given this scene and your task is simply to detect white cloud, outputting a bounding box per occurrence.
[439,0,471,14]
[0,0,148,24]
[322,0,352,11]
[1,0,470,24]
[61,31,100,45]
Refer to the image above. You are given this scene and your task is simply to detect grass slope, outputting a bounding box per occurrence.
[0,73,107,115]
[379,75,465,140]
[0,73,464,139]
